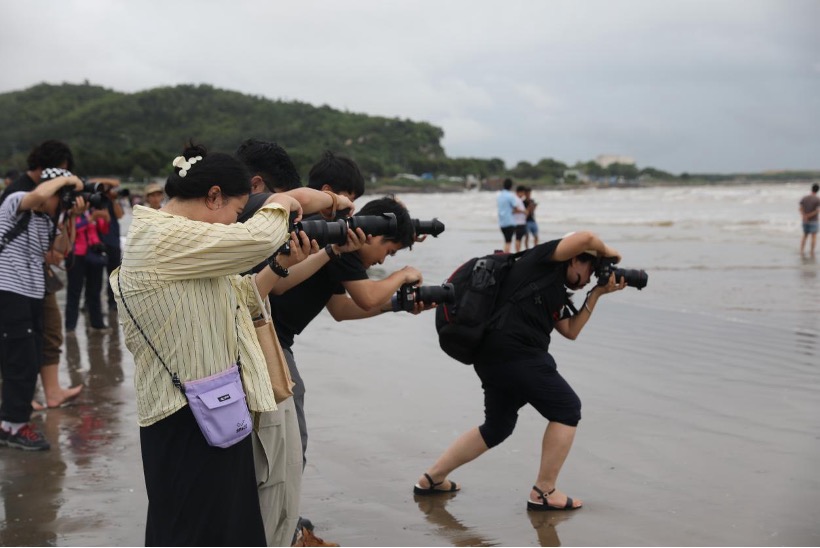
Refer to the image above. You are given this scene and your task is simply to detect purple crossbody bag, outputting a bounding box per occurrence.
[117,273,252,448]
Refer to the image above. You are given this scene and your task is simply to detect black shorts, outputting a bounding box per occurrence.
[500,225,527,243]
[475,353,581,433]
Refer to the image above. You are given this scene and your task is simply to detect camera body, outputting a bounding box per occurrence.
[594,257,648,289]
[59,181,110,210]
[391,282,456,312]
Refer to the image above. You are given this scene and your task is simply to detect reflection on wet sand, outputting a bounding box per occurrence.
[413,493,496,547]
[0,317,143,546]
[413,492,572,547]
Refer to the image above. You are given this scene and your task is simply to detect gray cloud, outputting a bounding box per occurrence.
[1,0,817,173]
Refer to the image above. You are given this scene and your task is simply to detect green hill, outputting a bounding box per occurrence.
[0,82,504,181]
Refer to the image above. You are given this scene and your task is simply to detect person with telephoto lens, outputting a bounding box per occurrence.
[0,169,85,451]
[413,231,628,512]
[110,141,356,547]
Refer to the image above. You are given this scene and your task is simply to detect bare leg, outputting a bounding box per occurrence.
[529,422,583,508]
[811,233,817,257]
[34,364,83,409]
[503,241,511,253]
[800,234,807,256]
[417,427,488,490]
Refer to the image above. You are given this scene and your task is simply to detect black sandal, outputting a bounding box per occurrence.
[414,472,460,495]
[527,485,580,511]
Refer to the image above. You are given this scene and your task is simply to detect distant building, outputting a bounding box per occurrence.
[595,154,636,168]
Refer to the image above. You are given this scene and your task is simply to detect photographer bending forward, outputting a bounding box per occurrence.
[414,231,624,511]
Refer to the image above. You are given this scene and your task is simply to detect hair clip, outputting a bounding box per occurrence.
[172,155,203,178]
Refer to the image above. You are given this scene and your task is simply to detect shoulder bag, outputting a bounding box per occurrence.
[117,272,252,448]
[252,284,294,403]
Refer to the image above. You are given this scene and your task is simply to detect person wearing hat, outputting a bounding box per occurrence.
[413,230,625,512]
[144,182,164,210]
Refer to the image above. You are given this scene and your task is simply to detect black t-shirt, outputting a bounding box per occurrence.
[270,252,368,348]
[0,173,36,205]
[478,239,574,364]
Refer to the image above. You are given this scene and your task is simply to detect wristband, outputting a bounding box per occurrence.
[320,190,338,220]
[325,244,341,261]
[267,256,289,278]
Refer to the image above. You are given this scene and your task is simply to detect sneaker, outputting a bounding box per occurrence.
[6,424,50,451]
[292,527,339,547]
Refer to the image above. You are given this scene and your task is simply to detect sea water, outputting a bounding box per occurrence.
[388,183,818,331]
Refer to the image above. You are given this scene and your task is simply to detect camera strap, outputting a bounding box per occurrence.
[0,211,32,254]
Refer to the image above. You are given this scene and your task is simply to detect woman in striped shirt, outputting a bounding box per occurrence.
[111,143,352,546]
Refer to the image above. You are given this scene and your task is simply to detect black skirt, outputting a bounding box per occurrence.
[140,405,266,547]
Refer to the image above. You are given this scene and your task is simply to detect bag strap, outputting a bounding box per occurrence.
[117,270,185,393]
[116,270,243,394]
[0,211,32,254]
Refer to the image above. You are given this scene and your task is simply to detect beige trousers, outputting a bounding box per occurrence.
[252,397,303,547]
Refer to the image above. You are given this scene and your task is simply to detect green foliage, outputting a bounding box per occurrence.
[0,83,450,178]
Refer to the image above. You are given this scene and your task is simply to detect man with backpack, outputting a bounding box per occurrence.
[414,231,624,512]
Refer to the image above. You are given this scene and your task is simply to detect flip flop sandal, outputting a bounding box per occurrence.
[414,472,460,495]
[527,485,581,511]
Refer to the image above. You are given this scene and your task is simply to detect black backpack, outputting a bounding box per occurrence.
[435,249,560,365]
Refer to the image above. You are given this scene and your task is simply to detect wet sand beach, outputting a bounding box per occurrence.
[1,185,818,545]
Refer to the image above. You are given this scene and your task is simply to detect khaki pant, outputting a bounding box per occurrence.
[252,397,302,546]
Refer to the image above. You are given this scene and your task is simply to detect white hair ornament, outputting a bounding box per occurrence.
[172,155,203,178]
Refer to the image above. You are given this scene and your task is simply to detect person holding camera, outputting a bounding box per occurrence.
[0,140,85,411]
[413,231,625,512]
[0,170,85,450]
[64,204,111,333]
[110,142,356,546]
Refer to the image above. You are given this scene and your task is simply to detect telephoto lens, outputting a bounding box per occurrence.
[412,218,445,237]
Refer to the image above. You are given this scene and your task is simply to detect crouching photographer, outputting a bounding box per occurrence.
[0,171,85,451]
[414,231,645,513]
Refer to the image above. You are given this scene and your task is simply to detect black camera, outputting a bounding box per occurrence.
[391,282,456,312]
[594,257,648,290]
[280,212,399,253]
[59,181,110,210]
[412,218,445,237]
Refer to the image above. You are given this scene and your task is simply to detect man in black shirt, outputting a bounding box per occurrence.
[413,231,625,513]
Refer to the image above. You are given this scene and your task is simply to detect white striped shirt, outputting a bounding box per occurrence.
[0,192,52,298]
[111,203,289,427]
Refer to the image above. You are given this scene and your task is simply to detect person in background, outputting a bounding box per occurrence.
[0,170,85,450]
[1,140,84,410]
[144,182,164,210]
[64,205,110,332]
[497,178,525,253]
[3,170,20,190]
[799,183,819,258]
[522,186,539,249]
[100,181,125,311]
[513,185,528,252]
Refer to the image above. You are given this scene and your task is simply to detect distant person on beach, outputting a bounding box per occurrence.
[497,178,526,253]
[0,169,85,450]
[1,140,85,411]
[111,142,349,546]
[413,231,625,513]
[143,182,164,209]
[513,185,528,251]
[522,186,539,249]
[799,183,819,257]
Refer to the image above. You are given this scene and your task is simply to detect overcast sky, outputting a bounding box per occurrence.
[1,0,818,174]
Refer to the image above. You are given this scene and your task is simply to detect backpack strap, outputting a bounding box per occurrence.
[0,211,32,254]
